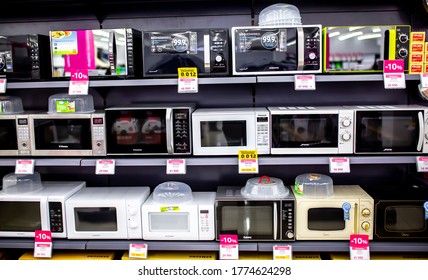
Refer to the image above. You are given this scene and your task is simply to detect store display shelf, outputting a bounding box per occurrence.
[0,158,82,167]
[257,74,420,83]
[0,239,86,250]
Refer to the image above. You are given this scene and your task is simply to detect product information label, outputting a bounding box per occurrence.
[160,206,180,212]
[129,243,148,259]
[0,78,6,93]
[383,60,406,89]
[96,159,116,175]
[219,234,239,260]
[238,150,258,174]
[294,75,316,90]
[56,100,76,113]
[349,234,370,260]
[416,156,428,172]
[329,157,350,173]
[421,73,428,88]
[51,31,78,55]
[69,69,89,95]
[178,67,198,93]
[166,159,186,174]
[34,230,52,258]
[15,159,35,174]
[273,245,292,260]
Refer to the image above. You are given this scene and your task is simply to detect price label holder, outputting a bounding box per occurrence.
[349,234,370,260]
[273,245,292,260]
[15,159,35,174]
[421,73,428,88]
[69,69,89,95]
[129,243,148,259]
[238,150,258,174]
[34,230,52,258]
[383,60,406,89]
[0,78,6,93]
[294,74,316,90]
[178,67,198,93]
[95,159,116,175]
[219,234,239,260]
[166,159,186,174]
[416,156,428,172]
[329,157,350,173]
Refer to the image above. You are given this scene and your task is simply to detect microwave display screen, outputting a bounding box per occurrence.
[385,206,426,232]
[33,119,92,150]
[355,111,420,153]
[148,212,190,232]
[0,120,18,150]
[271,114,338,148]
[220,206,273,235]
[0,202,41,231]
[200,121,247,147]
[74,207,117,231]
[307,208,345,231]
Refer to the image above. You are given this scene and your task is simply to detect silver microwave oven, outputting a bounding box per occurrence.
[231,25,322,75]
[268,106,354,155]
[0,113,32,156]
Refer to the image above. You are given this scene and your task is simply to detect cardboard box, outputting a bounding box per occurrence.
[410,53,424,63]
[411,31,426,43]
[410,63,424,74]
[411,43,424,53]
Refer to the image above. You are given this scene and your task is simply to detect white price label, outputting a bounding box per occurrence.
[219,234,239,260]
[350,234,370,260]
[166,159,186,174]
[15,159,35,174]
[68,80,89,95]
[350,247,370,260]
[421,73,428,88]
[34,230,52,259]
[329,157,350,173]
[96,159,116,175]
[0,78,6,93]
[294,74,316,90]
[416,156,428,172]
[238,150,258,174]
[273,245,292,260]
[129,243,148,259]
[383,73,406,89]
[178,67,198,93]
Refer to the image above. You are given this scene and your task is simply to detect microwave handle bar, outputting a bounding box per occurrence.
[204,34,210,72]
[353,203,358,234]
[417,111,424,152]
[296,27,304,71]
[273,202,278,240]
[166,108,173,154]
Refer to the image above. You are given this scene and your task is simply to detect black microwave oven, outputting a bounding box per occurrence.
[142,28,229,77]
[0,34,51,81]
[49,28,142,79]
[231,25,322,75]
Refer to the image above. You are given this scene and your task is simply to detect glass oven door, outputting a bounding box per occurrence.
[0,200,43,237]
[0,119,18,154]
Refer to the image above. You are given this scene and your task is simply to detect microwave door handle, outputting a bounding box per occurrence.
[108,31,117,74]
[296,27,304,71]
[417,111,424,151]
[273,202,278,240]
[353,203,358,234]
[166,108,173,154]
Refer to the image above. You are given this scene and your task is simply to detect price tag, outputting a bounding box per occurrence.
[129,243,148,259]
[219,234,239,260]
[416,156,428,172]
[273,245,292,260]
[421,73,428,88]
[178,67,198,93]
[294,74,316,90]
[95,159,115,175]
[69,69,89,95]
[349,234,370,260]
[34,230,52,258]
[238,150,258,174]
[329,157,350,173]
[15,159,35,174]
[166,159,186,174]
[383,60,406,89]
[0,78,6,93]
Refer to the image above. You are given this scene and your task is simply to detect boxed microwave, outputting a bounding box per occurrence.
[49,28,142,79]
[143,28,229,77]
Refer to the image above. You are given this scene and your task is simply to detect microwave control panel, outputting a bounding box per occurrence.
[358,198,374,239]
[172,109,192,154]
[338,110,354,154]
[16,117,32,155]
[303,26,322,71]
[91,114,107,156]
[48,202,64,233]
[281,201,295,241]
[255,110,271,154]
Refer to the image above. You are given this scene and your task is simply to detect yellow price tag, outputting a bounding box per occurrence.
[178,67,198,78]
[160,206,180,212]
[238,150,258,160]
[177,67,198,93]
[238,150,259,174]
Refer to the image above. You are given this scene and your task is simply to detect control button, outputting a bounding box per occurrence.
[342,118,351,127]
[128,207,138,216]
[398,33,409,43]
[361,221,370,232]
[361,208,371,217]
[308,52,317,60]
[129,221,138,228]
[398,48,408,58]
[286,231,294,239]
[22,142,27,147]
[341,132,351,141]
[215,55,223,62]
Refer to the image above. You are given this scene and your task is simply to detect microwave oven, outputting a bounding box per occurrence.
[28,112,106,156]
[142,28,229,77]
[0,181,86,238]
[294,184,374,240]
[141,192,216,240]
[368,185,428,240]
[192,107,270,155]
[215,185,295,241]
[347,105,428,154]
[268,106,354,155]
[65,186,150,239]
[105,104,195,155]
[0,34,51,81]
[323,25,410,73]
[0,113,32,156]
[49,28,142,79]
[231,25,322,75]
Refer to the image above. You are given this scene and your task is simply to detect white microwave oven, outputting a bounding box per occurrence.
[192,107,270,155]
[268,106,354,155]
[141,192,216,240]
[65,186,150,239]
[294,185,374,240]
[0,181,86,238]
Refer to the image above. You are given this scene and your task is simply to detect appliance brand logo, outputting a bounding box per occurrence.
[383,148,393,152]
[59,145,69,148]
[133,149,142,152]
[401,232,410,237]
[242,235,252,240]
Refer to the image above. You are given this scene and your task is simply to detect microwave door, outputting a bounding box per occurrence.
[296,27,304,71]
[273,201,278,240]
[417,111,423,152]
[166,108,173,154]
[108,31,117,75]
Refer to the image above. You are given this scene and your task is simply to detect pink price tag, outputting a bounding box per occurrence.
[350,234,369,250]
[384,60,405,73]
[34,230,52,243]
[70,69,89,81]
[219,234,238,245]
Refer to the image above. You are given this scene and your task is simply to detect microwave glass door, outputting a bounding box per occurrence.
[73,207,118,231]
[148,212,190,232]
[0,119,18,151]
[355,110,422,153]
[106,109,167,154]
[0,201,41,232]
[33,118,92,150]
[234,27,298,73]
[216,201,279,240]
[271,114,338,149]
[200,121,247,147]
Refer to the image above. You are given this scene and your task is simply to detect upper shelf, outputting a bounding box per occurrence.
[5,74,421,89]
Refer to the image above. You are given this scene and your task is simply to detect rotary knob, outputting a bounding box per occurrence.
[361,221,370,232]
[308,52,317,60]
[128,207,138,216]
[341,118,351,127]
[398,48,408,58]
[398,33,409,43]
[215,55,223,62]
[129,221,138,229]
[361,208,371,217]
[341,132,351,141]
[286,231,295,239]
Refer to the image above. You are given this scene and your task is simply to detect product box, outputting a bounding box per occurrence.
[411,42,424,53]
[410,63,424,74]
[410,53,424,63]
[121,251,217,260]
[19,251,116,260]
[410,31,426,43]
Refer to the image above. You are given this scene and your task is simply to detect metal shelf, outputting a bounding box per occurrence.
[0,158,83,166]
[257,74,420,83]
